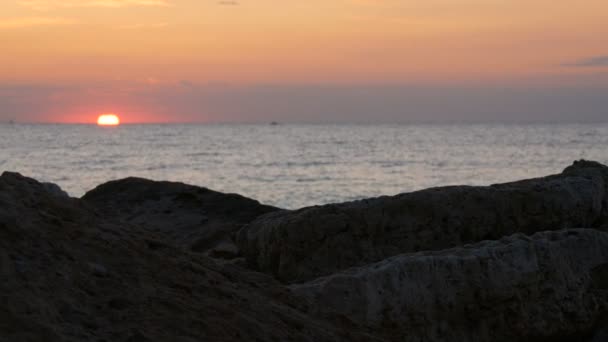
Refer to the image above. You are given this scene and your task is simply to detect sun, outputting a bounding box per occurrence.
[97,114,120,126]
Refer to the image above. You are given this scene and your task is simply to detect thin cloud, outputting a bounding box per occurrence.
[218,1,239,5]
[118,22,169,29]
[180,80,196,88]
[20,0,171,10]
[563,56,608,67]
[0,17,74,29]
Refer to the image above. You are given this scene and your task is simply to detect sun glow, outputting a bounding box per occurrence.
[97,114,120,126]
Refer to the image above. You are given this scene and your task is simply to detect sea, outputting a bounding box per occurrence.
[1,123,607,209]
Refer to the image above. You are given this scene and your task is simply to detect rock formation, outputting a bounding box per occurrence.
[3,160,608,341]
[0,172,374,342]
[238,160,608,282]
[82,177,278,257]
[292,229,608,342]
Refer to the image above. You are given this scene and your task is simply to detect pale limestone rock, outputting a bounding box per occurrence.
[292,229,608,342]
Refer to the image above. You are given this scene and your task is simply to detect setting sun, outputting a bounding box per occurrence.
[97,114,120,126]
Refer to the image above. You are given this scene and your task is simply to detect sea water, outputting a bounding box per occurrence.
[1,123,607,209]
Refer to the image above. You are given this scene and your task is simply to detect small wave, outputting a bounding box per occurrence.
[96,159,116,165]
[145,164,168,171]
[185,152,222,157]
[296,177,333,183]
[579,130,598,137]
[370,160,411,168]
[238,176,275,183]
[286,161,334,167]
[51,176,70,182]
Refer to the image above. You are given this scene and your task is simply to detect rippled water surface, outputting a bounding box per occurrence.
[1,123,607,209]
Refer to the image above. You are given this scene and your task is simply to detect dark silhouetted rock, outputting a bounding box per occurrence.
[42,181,70,198]
[0,172,377,342]
[238,160,608,282]
[82,177,279,256]
[292,229,608,342]
[4,162,608,341]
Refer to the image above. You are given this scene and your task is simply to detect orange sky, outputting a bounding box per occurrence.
[1,0,608,123]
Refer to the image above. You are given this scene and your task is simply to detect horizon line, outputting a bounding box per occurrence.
[4,120,608,125]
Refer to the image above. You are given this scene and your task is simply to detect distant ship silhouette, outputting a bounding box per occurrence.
[270,121,279,126]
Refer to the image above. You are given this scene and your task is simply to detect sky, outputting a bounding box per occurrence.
[0,0,607,123]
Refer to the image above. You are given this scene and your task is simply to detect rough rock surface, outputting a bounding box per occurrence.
[292,229,608,342]
[0,172,375,342]
[82,177,278,257]
[238,160,608,282]
[4,161,608,341]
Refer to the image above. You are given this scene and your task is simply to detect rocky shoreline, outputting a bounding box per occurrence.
[2,160,608,341]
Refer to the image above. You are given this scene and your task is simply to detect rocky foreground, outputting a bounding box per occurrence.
[2,160,608,341]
